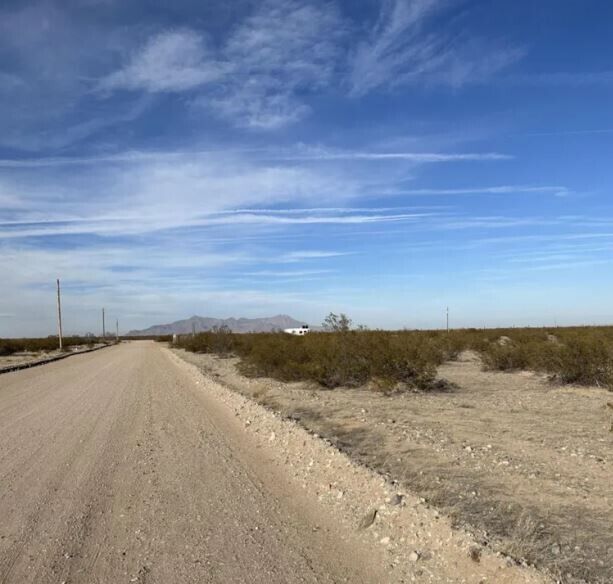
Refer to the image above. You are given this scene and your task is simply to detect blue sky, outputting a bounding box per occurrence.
[1,0,613,336]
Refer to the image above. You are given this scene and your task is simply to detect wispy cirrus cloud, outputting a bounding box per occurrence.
[97,0,525,129]
[0,212,438,239]
[0,146,440,240]
[394,185,570,196]
[276,149,511,162]
[244,269,333,278]
[348,0,525,96]
[279,250,353,262]
[1,0,529,143]
[98,30,226,93]
[0,147,511,168]
[205,0,344,128]
[99,0,344,129]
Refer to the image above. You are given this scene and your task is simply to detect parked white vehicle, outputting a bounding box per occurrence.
[283,325,310,336]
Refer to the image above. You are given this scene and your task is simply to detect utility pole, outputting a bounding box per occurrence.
[446,306,449,334]
[116,319,119,342]
[102,308,106,339]
[56,278,63,350]
[192,321,196,337]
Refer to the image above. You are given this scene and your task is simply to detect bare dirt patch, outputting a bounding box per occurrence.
[0,344,107,373]
[0,351,52,369]
[172,348,613,584]
[0,349,72,371]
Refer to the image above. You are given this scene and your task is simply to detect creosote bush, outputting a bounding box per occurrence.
[478,329,613,389]
[178,328,445,391]
[551,335,613,387]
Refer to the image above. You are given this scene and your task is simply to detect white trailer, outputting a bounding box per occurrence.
[283,325,310,336]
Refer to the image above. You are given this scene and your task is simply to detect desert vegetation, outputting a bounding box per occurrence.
[175,316,613,391]
[176,321,443,390]
[0,336,108,357]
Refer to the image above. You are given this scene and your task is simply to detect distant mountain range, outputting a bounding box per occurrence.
[127,314,306,336]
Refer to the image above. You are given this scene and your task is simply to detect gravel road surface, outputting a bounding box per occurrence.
[0,341,387,584]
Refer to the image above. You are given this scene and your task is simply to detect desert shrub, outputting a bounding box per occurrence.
[546,335,613,387]
[439,332,470,360]
[180,333,212,354]
[180,329,445,390]
[476,329,613,389]
[481,342,518,371]
[179,327,238,355]
[0,341,18,356]
[481,340,544,371]
[238,333,310,380]
[176,324,613,391]
[373,334,440,388]
[0,336,106,355]
[306,332,372,388]
[207,326,235,354]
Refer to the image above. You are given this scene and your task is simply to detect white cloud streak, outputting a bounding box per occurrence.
[243,269,333,277]
[277,150,511,162]
[0,147,511,168]
[279,250,352,262]
[394,185,569,196]
[0,213,437,239]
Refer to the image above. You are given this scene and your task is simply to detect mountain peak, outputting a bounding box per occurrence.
[127,314,306,336]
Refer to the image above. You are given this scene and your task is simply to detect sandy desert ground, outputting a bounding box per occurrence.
[173,347,613,584]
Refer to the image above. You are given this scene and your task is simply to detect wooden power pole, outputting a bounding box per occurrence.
[446,306,449,334]
[56,278,63,350]
[116,319,119,342]
[102,308,106,339]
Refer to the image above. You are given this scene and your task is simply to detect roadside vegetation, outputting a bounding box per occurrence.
[8,320,610,390]
[0,336,108,356]
[478,328,613,387]
[174,316,613,391]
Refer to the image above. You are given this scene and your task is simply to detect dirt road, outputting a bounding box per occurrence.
[0,341,388,584]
